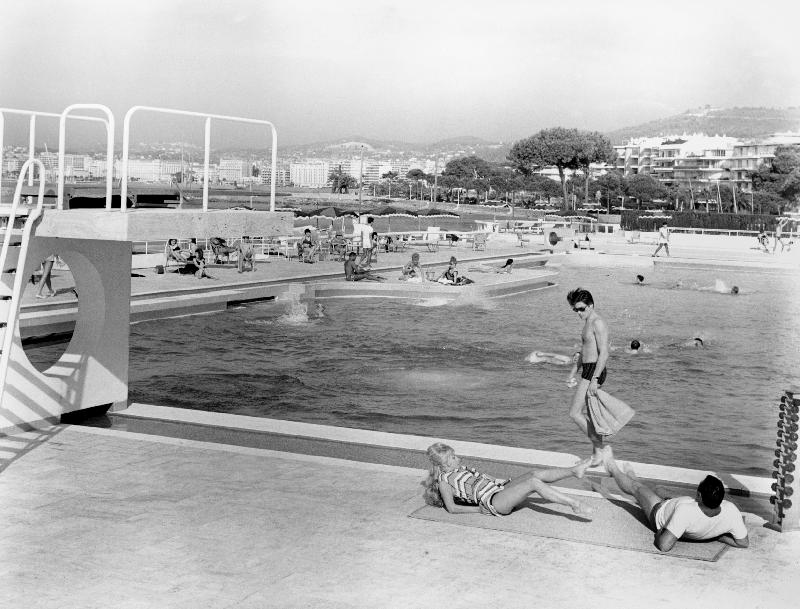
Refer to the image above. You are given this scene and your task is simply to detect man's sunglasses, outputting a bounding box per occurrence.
[572,305,587,312]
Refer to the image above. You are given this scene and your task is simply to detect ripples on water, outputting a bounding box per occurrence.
[30,264,800,476]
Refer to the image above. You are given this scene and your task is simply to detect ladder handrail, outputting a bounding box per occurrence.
[121,106,277,213]
[0,159,47,399]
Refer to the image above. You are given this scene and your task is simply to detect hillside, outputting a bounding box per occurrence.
[605,106,800,144]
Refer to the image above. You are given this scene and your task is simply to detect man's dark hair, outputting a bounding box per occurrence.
[630,340,640,350]
[348,252,357,259]
[304,228,311,234]
[697,475,725,509]
[567,288,594,307]
[367,216,374,224]
[636,274,644,283]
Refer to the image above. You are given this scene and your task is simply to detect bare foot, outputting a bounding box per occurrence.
[589,451,604,467]
[571,500,595,518]
[621,462,639,480]
[572,457,592,479]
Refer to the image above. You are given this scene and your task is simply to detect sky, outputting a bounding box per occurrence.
[2,0,800,149]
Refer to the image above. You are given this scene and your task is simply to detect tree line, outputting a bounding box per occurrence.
[326,128,800,215]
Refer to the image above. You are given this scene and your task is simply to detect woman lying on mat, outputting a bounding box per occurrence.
[422,443,594,517]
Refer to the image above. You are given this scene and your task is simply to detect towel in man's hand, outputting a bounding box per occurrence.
[586,389,635,436]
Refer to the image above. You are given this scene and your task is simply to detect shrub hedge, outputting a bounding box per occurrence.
[620,211,779,232]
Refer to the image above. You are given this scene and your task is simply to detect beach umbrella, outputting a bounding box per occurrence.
[415,208,459,230]
[295,206,359,230]
[364,206,418,232]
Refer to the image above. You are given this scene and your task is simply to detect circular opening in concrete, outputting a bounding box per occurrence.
[23,257,77,372]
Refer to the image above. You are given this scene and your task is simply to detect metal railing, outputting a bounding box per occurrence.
[0,107,110,203]
[0,159,47,399]
[57,104,115,210]
[120,106,277,213]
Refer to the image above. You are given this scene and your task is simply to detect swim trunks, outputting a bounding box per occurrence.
[581,362,606,386]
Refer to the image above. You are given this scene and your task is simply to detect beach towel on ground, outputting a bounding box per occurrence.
[586,389,635,436]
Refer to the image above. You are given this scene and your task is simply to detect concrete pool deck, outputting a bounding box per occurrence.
[1,420,798,609]
[4,234,799,607]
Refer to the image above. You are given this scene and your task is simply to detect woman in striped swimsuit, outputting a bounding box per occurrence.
[422,443,594,517]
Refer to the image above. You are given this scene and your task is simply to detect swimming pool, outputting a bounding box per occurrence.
[31,262,799,476]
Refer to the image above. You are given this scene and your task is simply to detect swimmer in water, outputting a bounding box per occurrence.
[630,340,641,352]
[690,337,704,348]
[635,275,645,284]
[730,286,739,295]
[528,351,573,365]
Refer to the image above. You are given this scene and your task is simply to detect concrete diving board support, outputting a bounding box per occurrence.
[0,208,292,435]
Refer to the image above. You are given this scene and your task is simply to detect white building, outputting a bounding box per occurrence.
[290,161,330,187]
[218,158,252,182]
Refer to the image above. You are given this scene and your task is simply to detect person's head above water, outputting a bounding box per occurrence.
[692,337,704,347]
[630,340,641,351]
[501,258,514,268]
[636,274,645,284]
[411,253,420,262]
[731,286,739,295]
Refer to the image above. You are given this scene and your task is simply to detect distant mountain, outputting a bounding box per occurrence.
[605,106,800,144]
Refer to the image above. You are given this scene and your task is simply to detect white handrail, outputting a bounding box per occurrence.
[57,104,115,210]
[0,159,47,399]
[120,106,277,213]
[0,108,109,203]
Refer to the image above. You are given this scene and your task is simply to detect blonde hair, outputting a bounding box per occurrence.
[421,442,456,507]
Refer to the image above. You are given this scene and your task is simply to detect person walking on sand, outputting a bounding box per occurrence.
[566,287,610,466]
[773,218,789,254]
[652,222,670,257]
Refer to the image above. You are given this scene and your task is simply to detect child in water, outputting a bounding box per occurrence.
[422,443,594,517]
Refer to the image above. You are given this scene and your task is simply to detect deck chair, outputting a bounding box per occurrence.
[516,232,530,247]
[472,233,487,251]
[423,227,441,252]
[209,237,238,264]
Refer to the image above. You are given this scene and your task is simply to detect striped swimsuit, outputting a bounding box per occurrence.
[438,467,508,516]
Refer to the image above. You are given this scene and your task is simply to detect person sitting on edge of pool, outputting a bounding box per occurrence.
[422,442,594,518]
[400,252,423,283]
[344,252,385,282]
[602,448,749,553]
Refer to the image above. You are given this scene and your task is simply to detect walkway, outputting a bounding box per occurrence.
[1,423,797,609]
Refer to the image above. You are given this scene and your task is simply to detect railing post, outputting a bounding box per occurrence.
[203,117,211,212]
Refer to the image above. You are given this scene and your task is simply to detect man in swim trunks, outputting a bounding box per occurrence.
[652,222,670,257]
[603,448,749,552]
[566,287,610,466]
[344,252,384,282]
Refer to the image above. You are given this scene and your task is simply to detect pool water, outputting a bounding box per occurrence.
[30,262,800,476]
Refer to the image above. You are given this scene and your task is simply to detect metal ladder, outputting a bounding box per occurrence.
[0,159,46,404]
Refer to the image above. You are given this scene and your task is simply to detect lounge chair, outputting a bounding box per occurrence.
[516,232,530,247]
[209,237,238,264]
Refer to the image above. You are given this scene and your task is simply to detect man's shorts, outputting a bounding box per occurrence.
[581,362,606,386]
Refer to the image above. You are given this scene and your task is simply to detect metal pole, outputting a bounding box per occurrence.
[358,145,364,206]
[203,117,211,211]
[27,115,35,187]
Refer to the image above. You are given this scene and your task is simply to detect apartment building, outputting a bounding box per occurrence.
[289,161,330,187]
[730,132,800,188]
[218,158,252,182]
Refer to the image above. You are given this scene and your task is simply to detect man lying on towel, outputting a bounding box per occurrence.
[344,252,385,282]
[603,448,749,552]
